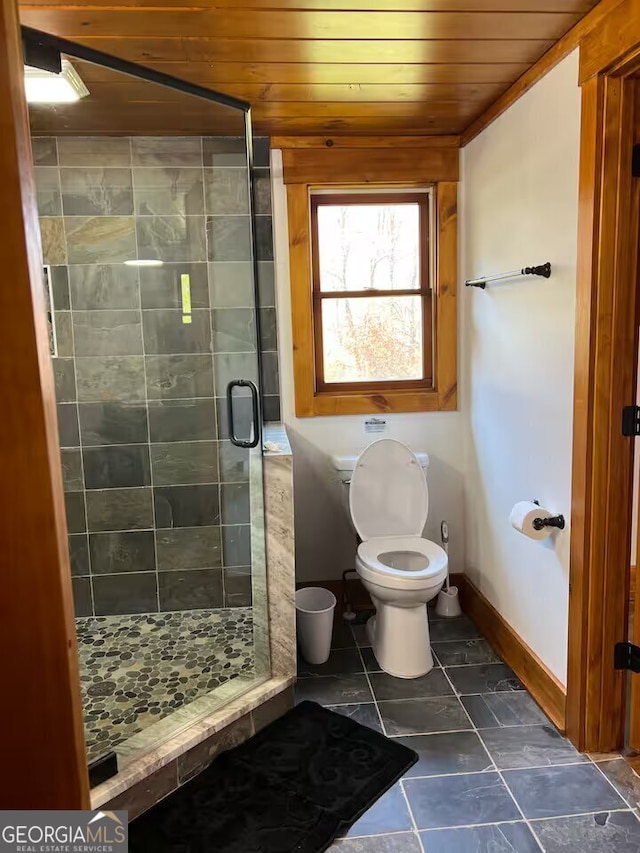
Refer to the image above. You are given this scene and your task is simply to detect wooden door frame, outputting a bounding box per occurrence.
[567,15,640,753]
[0,0,89,806]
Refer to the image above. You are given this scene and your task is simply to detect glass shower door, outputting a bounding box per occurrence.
[26,27,272,769]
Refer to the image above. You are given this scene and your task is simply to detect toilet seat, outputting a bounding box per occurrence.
[357,536,448,591]
[349,439,428,541]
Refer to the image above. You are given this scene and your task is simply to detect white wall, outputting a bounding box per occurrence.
[270,50,581,685]
[461,50,581,685]
[270,149,465,582]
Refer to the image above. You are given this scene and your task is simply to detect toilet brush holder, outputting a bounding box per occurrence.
[435,585,462,618]
[435,519,461,617]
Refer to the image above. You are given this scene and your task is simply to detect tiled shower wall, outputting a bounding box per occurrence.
[32,135,279,618]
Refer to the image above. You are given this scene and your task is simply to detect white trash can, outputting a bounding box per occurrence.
[295,587,336,665]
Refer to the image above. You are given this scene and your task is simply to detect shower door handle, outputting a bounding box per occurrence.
[226,380,261,449]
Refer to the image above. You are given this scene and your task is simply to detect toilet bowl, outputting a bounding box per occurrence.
[348,439,448,678]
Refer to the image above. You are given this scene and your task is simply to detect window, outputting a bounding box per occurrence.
[282,143,458,417]
[310,192,433,392]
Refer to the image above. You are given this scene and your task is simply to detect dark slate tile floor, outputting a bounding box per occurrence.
[295,610,640,852]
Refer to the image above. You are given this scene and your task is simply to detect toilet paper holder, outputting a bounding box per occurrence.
[530,500,565,531]
[533,514,565,531]
[530,501,565,531]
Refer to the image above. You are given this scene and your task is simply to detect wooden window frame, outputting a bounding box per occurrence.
[310,191,433,395]
[286,179,458,417]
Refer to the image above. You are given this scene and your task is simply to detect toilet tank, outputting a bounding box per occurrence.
[331,449,430,525]
[331,451,430,483]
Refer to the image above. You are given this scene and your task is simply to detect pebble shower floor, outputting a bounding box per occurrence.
[77,607,254,762]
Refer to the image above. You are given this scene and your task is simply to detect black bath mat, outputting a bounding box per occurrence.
[129,700,418,853]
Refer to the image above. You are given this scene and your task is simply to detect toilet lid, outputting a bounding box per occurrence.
[349,439,429,541]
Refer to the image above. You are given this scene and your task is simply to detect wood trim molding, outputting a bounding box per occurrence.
[632,562,640,751]
[1,0,89,807]
[565,74,604,752]
[624,83,640,755]
[286,182,316,418]
[281,146,459,186]
[460,0,626,147]
[301,390,443,417]
[272,136,460,150]
[458,578,566,732]
[579,0,640,82]
[435,181,458,411]
[566,73,639,753]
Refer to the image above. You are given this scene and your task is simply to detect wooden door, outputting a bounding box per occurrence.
[567,59,640,753]
[629,507,640,752]
[623,79,640,755]
[0,0,89,807]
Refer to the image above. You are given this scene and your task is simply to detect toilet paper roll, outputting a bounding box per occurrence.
[510,501,553,541]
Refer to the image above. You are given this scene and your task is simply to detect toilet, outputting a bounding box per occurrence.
[334,439,448,679]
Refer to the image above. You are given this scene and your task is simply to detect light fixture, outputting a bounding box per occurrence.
[124,259,164,267]
[24,59,89,104]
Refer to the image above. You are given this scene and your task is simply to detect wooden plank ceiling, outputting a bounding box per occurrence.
[20,0,600,136]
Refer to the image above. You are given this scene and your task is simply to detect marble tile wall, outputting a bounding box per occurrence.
[258,427,295,678]
[35,135,279,616]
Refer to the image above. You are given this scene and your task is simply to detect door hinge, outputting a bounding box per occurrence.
[614,642,640,673]
[633,144,640,179]
[622,405,640,436]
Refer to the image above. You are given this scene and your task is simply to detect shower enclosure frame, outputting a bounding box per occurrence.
[25,24,274,765]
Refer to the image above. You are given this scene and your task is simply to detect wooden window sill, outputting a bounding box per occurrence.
[296,387,457,417]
